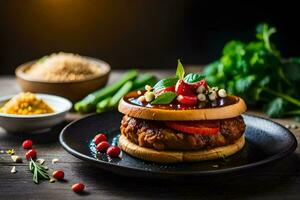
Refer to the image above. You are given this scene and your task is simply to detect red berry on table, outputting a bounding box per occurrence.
[93,133,107,145]
[72,183,85,193]
[25,149,37,160]
[52,170,64,180]
[22,139,33,149]
[96,141,110,152]
[107,146,121,157]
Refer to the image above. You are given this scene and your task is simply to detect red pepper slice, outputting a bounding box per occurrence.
[189,79,209,90]
[155,86,175,96]
[177,95,197,105]
[165,121,219,135]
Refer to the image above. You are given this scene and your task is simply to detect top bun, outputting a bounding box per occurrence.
[118,95,247,121]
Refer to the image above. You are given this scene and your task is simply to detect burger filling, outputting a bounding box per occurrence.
[120,115,245,151]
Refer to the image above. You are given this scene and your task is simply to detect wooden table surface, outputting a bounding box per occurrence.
[0,71,300,200]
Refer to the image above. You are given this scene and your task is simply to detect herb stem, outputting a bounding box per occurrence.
[263,87,300,107]
[284,110,300,116]
[29,158,50,184]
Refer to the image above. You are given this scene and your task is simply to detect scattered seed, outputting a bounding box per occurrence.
[285,124,291,129]
[11,166,17,173]
[145,85,153,91]
[212,165,219,168]
[52,158,59,164]
[49,178,56,183]
[137,90,142,95]
[11,155,23,163]
[36,158,45,165]
[291,124,298,129]
[6,149,15,155]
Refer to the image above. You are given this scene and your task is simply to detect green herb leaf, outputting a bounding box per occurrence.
[184,73,205,83]
[222,40,245,56]
[235,75,256,93]
[265,97,286,118]
[204,61,219,76]
[256,23,277,54]
[294,116,300,122]
[283,58,300,82]
[176,59,185,79]
[151,92,177,105]
[153,77,178,91]
[202,23,300,119]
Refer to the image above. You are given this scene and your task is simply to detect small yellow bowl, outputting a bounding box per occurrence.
[15,57,111,102]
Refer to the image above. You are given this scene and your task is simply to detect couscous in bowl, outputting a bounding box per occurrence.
[15,53,111,102]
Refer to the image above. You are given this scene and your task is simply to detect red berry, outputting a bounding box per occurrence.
[177,95,198,105]
[53,170,64,180]
[22,139,33,149]
[107,146,121,157]
[175,80,195,96]
[93,133,107,145]
[72,183,85,193]
[25,149,37,160]
[96,141,110,152]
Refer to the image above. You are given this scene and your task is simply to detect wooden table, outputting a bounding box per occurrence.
[0,71,300,200]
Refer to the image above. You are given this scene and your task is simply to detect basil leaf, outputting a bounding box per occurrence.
[176,59,185,79]
[184,73,205,83]
[151,92,177,105]
[153,77,178,91]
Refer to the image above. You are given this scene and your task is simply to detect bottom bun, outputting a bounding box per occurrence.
[118,135,245,163]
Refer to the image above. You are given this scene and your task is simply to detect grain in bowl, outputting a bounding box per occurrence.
[25,52,102,82]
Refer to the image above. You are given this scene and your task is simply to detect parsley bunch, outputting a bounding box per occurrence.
[204,23,300,119]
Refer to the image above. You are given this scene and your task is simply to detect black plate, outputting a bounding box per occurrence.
[59,111,297,178]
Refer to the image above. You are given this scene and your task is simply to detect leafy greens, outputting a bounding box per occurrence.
[204,23,300,118]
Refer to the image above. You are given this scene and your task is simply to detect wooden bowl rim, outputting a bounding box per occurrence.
[15,56,111,84]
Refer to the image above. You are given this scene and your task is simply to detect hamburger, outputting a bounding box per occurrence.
[118,60,247,163]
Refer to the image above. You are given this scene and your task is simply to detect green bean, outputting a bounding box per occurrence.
[132,74,157,90]
[74,70,138,113]
[96,97,111,113]
[108,81,133,108]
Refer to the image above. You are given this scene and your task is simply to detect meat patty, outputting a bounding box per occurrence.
[120,115,246,151]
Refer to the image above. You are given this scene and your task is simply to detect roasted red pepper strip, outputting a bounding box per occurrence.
[165,121,219,135]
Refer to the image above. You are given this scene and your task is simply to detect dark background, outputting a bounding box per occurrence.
[1,0,300,74]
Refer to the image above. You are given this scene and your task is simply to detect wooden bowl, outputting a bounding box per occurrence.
[15,57,111,102]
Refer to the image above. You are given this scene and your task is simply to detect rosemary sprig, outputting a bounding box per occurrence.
[29,158,50,184]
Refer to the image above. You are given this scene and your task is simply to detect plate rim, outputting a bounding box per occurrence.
[59,112,298,176]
